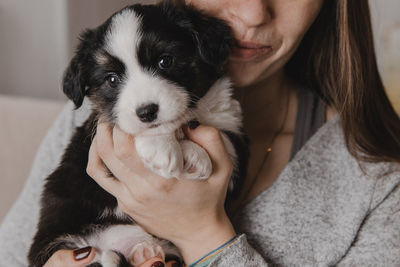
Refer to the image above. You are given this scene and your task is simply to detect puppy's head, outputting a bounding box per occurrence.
[63,2,233,134]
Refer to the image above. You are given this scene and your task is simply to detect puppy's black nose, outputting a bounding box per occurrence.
[136,103,159,123]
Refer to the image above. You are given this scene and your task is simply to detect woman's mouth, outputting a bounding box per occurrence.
[230,41,273,61]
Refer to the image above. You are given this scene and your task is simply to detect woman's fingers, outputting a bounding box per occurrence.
[44,247,95,267]
[92,122,232,192]
[44,249,177,267]
[91,122,232,213]
[87,134,131,201]
[184,125,233,180]
[94,123,136,182]
[112,125,146,172]
[112,125,135,161]
[91,123,158,208]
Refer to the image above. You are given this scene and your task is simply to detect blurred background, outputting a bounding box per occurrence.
[0,0,399,220]
[0,0,152,100]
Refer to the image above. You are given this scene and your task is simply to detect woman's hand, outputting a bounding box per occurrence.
[43,247,94,267]
[87,123,236,264]
[43,247,178,267]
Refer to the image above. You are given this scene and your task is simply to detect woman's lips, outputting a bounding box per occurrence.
[231,41,273,60]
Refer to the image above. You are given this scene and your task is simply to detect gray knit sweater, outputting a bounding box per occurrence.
[0,100,399,266]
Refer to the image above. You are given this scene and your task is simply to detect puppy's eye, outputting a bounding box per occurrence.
[106,74,121,88]
[158,55,174,70]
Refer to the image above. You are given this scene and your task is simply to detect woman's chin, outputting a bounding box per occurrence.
[228,69,263,88]
[227,61,267,88]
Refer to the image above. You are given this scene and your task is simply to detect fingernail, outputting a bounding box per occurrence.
[187,120,200,130]
[151,261,165,267]
[73,246,92,261]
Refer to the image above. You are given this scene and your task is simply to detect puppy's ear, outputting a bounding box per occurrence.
[63,57,85,108]
[63,30,96,108]
[187,7,234,75]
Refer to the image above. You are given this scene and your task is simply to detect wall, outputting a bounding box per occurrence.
[0,0,151,100]
[66,0,153,57]
[0,0,68,100]
[370,0,400,112]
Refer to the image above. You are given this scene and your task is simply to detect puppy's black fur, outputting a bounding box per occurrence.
[29,2,248,266]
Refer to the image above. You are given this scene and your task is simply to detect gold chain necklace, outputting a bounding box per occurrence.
[240,88,291,204]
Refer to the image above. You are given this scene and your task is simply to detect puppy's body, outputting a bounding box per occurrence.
[29,3,248,266]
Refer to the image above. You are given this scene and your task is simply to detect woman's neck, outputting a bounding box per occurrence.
[229,70,299,213]
[234,70,297,140]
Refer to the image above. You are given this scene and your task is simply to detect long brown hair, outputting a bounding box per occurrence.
[287,0,400,163]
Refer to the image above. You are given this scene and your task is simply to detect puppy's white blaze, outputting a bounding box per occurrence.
[105,9,141,67]
[105,8,189,135]
[105,9,142,126]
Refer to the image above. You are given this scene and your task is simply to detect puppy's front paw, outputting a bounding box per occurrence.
[136,135,183,178]
[129,241,165,267]
[181,140,212,180]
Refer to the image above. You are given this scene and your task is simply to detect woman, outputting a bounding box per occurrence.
[1,0,399,266]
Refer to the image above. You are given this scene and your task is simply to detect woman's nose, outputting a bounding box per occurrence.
[227,0,271,28]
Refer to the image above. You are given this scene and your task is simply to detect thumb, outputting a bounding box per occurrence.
[184,124,233,177]
[44,247,95,267]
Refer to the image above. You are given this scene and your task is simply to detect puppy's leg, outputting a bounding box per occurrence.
[135,134,183,178]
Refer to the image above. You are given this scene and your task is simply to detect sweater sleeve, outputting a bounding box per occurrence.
[208,234,269,266]
[337,171,400,266]
[0,101,90,267]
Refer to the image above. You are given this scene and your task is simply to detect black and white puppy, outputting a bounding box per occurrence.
[29,2,248,266]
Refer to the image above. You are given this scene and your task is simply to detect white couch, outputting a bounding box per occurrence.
[0,95,65,221]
